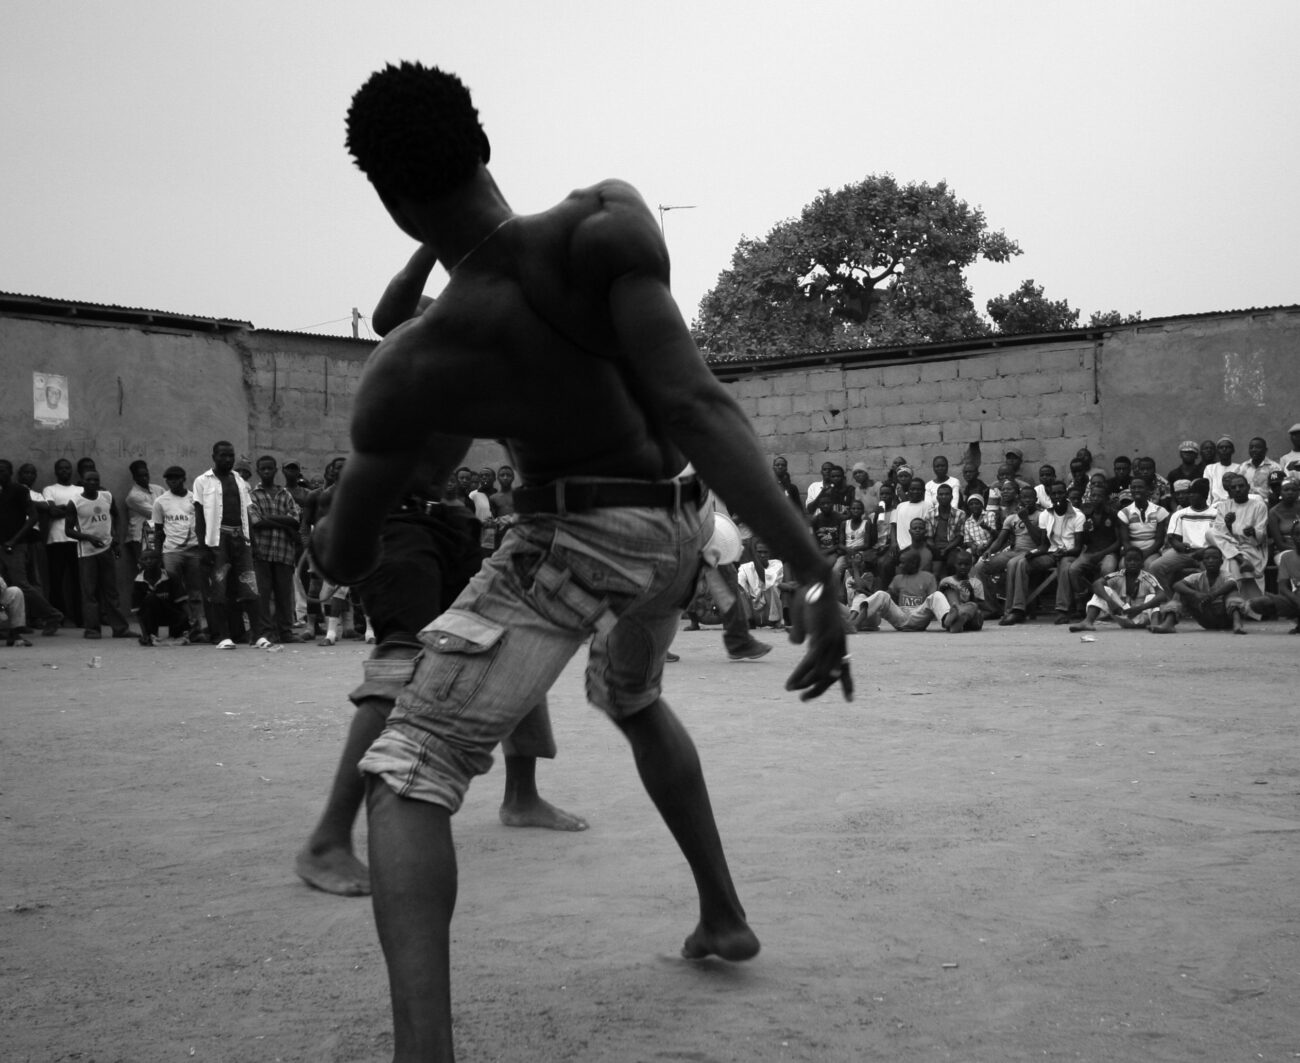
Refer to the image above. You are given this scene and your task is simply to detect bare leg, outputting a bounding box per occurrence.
[614,698,759,962]
[367,778,457,1063]
[1069,605,1101,632]
[295,696,390,896]
[498,755,588,830]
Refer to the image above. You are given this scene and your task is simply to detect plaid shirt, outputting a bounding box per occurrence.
[249,484,300,565]
[956,511,998,555]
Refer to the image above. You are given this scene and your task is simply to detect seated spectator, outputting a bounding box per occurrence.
[1268,477,1300,556]
[809,494,848,601]
[1107,455,1135,505]
[736,539,792,629]
[955,493,997,563]
[984,479,1017,531]
[1146,477,1217,591]
[1064,457,1089,498]
[924,455,962,506]
[1239,436,1283,500]
[1075,447,1095,475]
[972,484,1040,609]
[1244,520,1300,632]
[1,568,31,646]
[893,464,916,504]
[1072,485,1124,610]
[0,458,63,635]
[849,462,880,513]
[1207,471,1269,596]
[1004,447,1030,485]
[1116,477,1169,562]
[1149,546,1246,634]
[1134,456,1172,510]
[938,550,997,631]
[1033,464,1058,508]
[808,464,854,518]
[804,461,834,509]
[1167,441,1204,489]
[999,481,1085,625]
[841,499,875,595]
[958,460,988,510]
[893,478,933,552]
[927,483,963,578]
[1198,439,1219,470]
[132,549,187,646]
[1279,424,1300,478]
[900,518,934,575]
[848,549,951,632]
[1069,547,1167,631]
[873,483,899,590]
[1203,436,1242,504]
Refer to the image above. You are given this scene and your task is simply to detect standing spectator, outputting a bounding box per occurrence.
[1150,547,1246,634]
[873,482,899,590]
[1207,471,1269,597]
[193,440,262,650]
[1203,436,1242,504]
[958,460,989,510]
[1069,547,1167,632]
[491,464,519,550]
[123,459,164,573]
[281,460,311,627]
[1167,441,1204,488]
[300,459,344,639]
[1145,477,1217,591]
[132,549,186,646]
[283,461,311,509]
[923,455,962,506]
[771,456,804,513]
[250,455,301,648]
[804,461,834,509]
[152,466,208,643]
[0,459,64,634]
[1004,447,1030,484]
[1278,424,1300,478]
[1239,437,1283,500]
[806,465,853,518]
[893,464,916,503]
[1000,481,1085,625]
[1199,439,1219,468]
[65,469,133,639]
[1116,477,1169,562]
[468,466,497,557]
[42,457,82,625]
[1033,464,1059,509]
[15,462,51,595]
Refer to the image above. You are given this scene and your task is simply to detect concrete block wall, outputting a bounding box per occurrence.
[722,339,1101,482]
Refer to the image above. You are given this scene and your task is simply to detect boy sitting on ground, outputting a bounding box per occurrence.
[1070,547,1167,632]
[1149,546,1245,633]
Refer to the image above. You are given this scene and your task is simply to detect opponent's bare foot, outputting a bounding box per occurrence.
[1068,620,1096,632]
[499,797,589,831]
[294,843,371,896]
[681,919,761,962]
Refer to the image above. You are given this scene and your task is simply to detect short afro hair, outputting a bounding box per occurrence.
[346,62,491,200]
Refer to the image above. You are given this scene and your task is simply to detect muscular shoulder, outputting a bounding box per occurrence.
[563,179,667,280]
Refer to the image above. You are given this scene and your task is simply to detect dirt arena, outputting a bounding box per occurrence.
[4,619,1298,1062]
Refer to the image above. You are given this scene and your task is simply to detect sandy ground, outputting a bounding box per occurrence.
[3,618,1299,1063]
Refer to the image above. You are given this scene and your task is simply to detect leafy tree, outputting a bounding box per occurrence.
[986,279,1080,335]
[693,174,1021,359]
[1087,309,1144,328]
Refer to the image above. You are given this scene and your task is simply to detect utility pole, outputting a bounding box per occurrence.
[657,204,698,243]
[352,307,361,339]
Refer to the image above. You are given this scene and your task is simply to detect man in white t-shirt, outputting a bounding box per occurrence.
[1116,477,1169,562]
[42,457,83,626]
[1000,481,1085,624]
[923,455,962,506]
[65,469,133,639]
[1202,437,1244,505]
[152,465,208,642]
[1277,423,1300,478]
[893,478,933,552]
[1145,477,1217,590]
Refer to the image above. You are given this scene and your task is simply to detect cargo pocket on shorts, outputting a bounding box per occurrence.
[529,534,655,636]
[413,610,507,712]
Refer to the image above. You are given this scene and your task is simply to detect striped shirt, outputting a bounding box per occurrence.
[1166,505,1217,549]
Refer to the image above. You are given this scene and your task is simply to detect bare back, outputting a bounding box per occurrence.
[355,182,688,486]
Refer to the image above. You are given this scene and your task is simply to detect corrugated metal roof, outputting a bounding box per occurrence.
[703,304,1300,371]
[0,290,251,331]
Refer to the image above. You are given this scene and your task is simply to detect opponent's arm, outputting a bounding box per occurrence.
[372,244,439,337]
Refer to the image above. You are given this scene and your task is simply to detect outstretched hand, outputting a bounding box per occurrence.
[785,581,854,702]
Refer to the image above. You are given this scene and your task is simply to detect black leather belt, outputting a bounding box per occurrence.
[513,477,703,515]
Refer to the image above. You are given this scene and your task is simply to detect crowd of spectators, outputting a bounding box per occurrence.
[6,427,1300,648]
[720,425,1300,637]
[0,444,520,650]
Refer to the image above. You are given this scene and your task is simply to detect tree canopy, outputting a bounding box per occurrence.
[986,279,1080,334]
[693,175,1022,358]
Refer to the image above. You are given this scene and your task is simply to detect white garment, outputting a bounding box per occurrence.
[191,468,253,546]
[42,483,82,544]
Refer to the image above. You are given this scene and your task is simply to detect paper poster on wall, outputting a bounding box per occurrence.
[34,372,70,427]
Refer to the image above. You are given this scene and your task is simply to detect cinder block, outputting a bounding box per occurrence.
[846,405,883,428]
[791,392,821,414]
[901,423,941,446]
[737,377,773,399]
[882,403,923,426]
[1020,374,1062,397]
[1037,346,1088,372]
[1056,369,1095,395]
[882,363,921,387]
[1037,392,1080,417]
[979,377,1017,399]
[957,356,997,379]
[808,369,844,391]
[1000,395,1040,419]
[960,401,993,420]
[750,415,777,436]
[757,395,792,416]
[844,367,883,388]
[927,401,960,423]
[996,351,1037,377]
[942,420,984,444]
[1063,413,1100,439]
[773,372,810,396]
[778,413,810,435]
[920,361,959,382]
[871,426,906,448]
[939,378,971,401]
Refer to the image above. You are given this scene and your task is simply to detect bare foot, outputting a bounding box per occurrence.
[681,919,761,962]
[294,844,371,896]
[499,797,589,831]
[1068,621,1095,632]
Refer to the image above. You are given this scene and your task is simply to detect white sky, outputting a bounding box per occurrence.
[3,0,1297,339]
